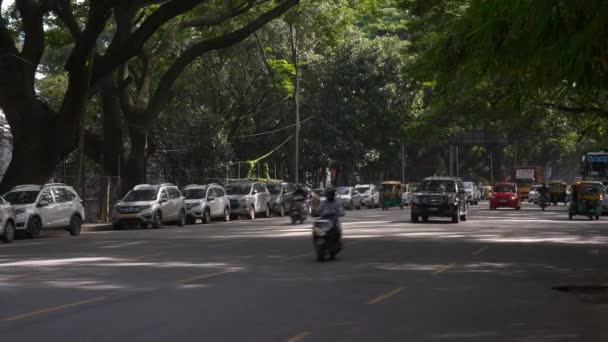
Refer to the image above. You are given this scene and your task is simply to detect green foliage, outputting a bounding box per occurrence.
[267,58,296,96]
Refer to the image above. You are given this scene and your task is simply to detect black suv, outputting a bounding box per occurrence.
[410,177,468,223]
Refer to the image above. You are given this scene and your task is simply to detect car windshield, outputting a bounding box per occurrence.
[356,187,370,193]
[337,188,351,194]
[494,185,516,193]
[4,191,39,204]
[225,184,251,195]
[266,184,282,195]
[420,180,456,192]
[463,182,474,189]
[123,190,158,202]
[183,189,206,199]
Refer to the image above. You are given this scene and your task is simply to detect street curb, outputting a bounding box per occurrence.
[83,223,114,232]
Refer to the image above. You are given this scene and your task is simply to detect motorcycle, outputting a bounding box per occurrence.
[539,192,550,211]
[312,218,341,261]
[290,198,308,224]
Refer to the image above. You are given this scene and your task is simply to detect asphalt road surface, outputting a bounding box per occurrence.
[1,202,607,341]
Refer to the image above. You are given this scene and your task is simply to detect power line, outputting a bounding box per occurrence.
[161,114,317,140]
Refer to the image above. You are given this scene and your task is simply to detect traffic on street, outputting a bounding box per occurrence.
[0,200,607,341]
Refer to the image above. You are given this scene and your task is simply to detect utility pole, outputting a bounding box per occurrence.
[456,145,459,177]
[490,151,494,184]
[401,141,405,183]
[449,145,454,176]
[290,24,300,184]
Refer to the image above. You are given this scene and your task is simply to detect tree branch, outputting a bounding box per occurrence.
[93,0,209,83]
[53,0,82,40]
[146,0,299,122]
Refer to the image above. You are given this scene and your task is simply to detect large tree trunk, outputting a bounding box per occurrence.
[99,76,125,179]
[0,100,71,193]
[124,126,148,190]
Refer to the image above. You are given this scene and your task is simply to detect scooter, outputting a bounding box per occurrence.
[290,200,308,224]
[312,218,342,261]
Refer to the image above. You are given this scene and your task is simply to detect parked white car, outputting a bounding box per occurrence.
[4,183,85,238]
[225,181,271,219]
[355,184,379,208]
[182,184,231,224]
[112,183,186,229]
[0,196,16,243]
[337,187,362,210]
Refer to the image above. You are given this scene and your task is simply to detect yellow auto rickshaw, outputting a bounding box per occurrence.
[548,180,568,206]
[380,181,404,210]
[569,181,603,220]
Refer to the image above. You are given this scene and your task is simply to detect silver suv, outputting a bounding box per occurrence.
[182,184,231,224]
[225,182,271,220]
[4,183,85,238]
[0,196,16,243]
[112,183,186,229]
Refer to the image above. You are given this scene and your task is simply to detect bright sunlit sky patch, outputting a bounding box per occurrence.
[2,0,14,10]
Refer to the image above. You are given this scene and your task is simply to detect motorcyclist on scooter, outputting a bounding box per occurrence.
[317,187,344,238]
[538,183,550,208]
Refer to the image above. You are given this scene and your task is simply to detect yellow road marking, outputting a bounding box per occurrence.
[286,331,311,342]
[432,263,455,276]
[174,270,232,284]
[0,297,106,322]
[367,286,405,305]
[472,246,488,256]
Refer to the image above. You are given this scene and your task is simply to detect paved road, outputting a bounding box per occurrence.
[0,203,607,341]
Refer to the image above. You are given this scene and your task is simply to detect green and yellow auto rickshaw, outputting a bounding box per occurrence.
[380,181,404,210]
[548,180,568,206]
[568,181,603,220]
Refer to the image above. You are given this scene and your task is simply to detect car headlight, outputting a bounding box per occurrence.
[510,195,517,200]
[15,208,27,215]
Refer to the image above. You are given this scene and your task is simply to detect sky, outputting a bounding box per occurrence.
[1,0,13,10]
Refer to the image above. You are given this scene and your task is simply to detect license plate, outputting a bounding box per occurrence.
[316,239,325,245]
[120,214,138,219]
[499,200,507,203]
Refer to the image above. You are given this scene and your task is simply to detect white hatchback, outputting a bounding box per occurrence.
[355,184,379,208]
[4,184,85,238]
[0,196,16,243]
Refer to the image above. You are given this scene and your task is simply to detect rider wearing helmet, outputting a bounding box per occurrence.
[318,187,344,235]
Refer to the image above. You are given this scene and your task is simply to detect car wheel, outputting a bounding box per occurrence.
[3,221,15,243]
[249,206,256,220]
[202,209,211,224]
[452,213,460,223]
[151,211,162,229]
[422,215,429,223]
[516,206,521,210]
[177,210,186,227]
[349,201,353,210]
[26,217,42,239]
[460,211,467,221]
[68,215,82,236]
[356,202,362,210]
[113,224,124,230]
[568,213,573,220]
[595,215,600,220]
[370,199,374,209]
[265,205,271,218]
[224,207,231,222]
[280,205,285,217]
[411,214,419,223]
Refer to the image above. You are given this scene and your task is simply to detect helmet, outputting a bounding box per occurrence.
[325,187,336,201]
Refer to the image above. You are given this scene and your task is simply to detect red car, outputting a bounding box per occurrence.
[490,182,521,210]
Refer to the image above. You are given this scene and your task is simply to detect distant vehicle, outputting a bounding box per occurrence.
[182,184,230,224]
[355,184,379,208]
[490,182,521,210]
[411,177,467,223]
[380,181,404,210]
[528,185,541,204]
[513,166,544,199]
[463,182,479,205]
[225,181,271,220]
[582,151,608,185]
[112,183,186,229]
[0,196,15,243]
[314,189,327,206]
[4,183,85,238]
[336,187,362,210]
[266,182,297,217]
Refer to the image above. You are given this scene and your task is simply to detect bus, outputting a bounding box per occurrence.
[582,151,608,185]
